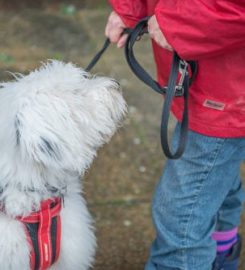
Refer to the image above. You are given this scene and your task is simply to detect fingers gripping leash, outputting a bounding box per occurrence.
[86,17,198,159]
[85,28,132,72]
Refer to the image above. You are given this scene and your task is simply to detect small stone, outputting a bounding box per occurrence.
[124,118,131,125]
[133,187,141,194]
[133,137,141,145]
[120,152,127,159]
[129,106,137,114]
[139,166,146,173]
[119,78,129,87]
[123,220,132,227]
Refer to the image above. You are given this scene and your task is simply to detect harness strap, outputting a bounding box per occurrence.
[19,197,62,270]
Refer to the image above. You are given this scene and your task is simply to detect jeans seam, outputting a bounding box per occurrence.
[181,138,226,269]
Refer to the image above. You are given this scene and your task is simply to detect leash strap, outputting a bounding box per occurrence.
[85,29,132,72]
[125,17,197,159]
[125,18,166,95]
[160,53,190,159]
[86,18,198,159]
[85,38,111,72]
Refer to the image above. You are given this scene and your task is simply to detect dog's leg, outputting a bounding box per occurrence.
[0,213,31,270]
[49,193,96,270]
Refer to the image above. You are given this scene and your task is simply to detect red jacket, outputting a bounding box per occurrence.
[110,0,245,138]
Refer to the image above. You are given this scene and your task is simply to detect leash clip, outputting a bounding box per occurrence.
[175,60,189,97]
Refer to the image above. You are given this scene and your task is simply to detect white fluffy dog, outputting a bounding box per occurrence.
[0,61,126,270]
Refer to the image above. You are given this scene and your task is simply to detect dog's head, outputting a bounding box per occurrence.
[0,61,127,175]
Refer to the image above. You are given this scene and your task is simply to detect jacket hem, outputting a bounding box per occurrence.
[172,108,245,138]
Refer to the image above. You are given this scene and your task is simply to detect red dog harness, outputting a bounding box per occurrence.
[18,197,62,270]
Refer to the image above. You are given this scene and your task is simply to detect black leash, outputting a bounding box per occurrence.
[85,38,111,72]
[125,17,198,159]
[85,29,132,72]
[86,18,198,159]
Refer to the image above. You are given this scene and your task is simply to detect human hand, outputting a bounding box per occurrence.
[148,15,173,51]
[105,11,128,48]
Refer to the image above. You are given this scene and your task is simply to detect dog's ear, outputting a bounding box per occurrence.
[14,94,92,172]
[11,61,126,173]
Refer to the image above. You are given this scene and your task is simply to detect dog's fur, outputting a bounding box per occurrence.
[0,61,127,270]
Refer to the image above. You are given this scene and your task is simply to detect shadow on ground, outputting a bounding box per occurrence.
[0,2,244,270]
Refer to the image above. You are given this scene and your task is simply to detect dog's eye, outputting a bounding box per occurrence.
[39,137,61,160]
[111,79,120,88]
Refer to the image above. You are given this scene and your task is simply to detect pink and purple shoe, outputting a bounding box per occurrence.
[212,234,242,270]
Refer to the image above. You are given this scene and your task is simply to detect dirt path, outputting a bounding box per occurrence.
[0,4,244,270]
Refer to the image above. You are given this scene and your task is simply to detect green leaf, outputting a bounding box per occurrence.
[0,53,15,64]
[60,4,77,16]
[52,53,64,61]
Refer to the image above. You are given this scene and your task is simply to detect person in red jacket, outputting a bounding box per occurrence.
[105,1,245,270]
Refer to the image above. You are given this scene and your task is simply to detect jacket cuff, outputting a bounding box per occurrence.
[154,5,182,58]
[119,15,142,29]
[109,0,147,28]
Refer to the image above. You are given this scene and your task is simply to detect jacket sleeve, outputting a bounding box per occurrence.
[155,0,245,60]
[109,0,147,28]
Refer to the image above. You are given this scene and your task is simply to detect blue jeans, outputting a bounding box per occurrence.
[145,123,245,270]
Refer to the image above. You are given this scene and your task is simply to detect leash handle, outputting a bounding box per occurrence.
[125,17,165,95]
[125,17,197,96]
[125,17,198,159]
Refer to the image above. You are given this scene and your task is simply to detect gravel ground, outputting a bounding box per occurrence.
[0,3,244,269]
